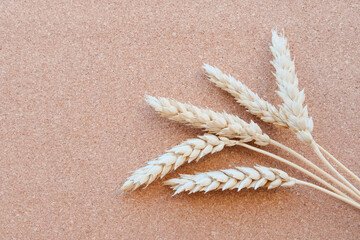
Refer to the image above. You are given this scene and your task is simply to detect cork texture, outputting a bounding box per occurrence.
[0,1,359,239]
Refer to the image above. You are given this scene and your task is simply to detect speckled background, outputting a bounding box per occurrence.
[0,1,359,239]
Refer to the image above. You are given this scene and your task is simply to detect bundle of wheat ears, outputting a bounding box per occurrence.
[121,30,360,209]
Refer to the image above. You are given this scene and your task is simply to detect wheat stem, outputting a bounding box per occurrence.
[270,140,360,201]
[311,142,360,197]
[317,144,360,184]
[295,179,360,210]
[237,142,354,201]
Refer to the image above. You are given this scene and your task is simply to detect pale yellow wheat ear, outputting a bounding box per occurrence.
[270,30,314,144]
[203,64,287,128]
[165,166,360,209]
[145,95,270,146]
[165,165,295,195]
[271,31,360,191]
[120,134,239,192]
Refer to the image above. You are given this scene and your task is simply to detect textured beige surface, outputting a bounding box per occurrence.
[1,1,359,239]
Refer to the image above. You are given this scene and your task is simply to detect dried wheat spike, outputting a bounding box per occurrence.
[203,64,288,128]
[146,95,270,146]
[165,165,296,195]
[120,134,239,192]
[270,30,314,144]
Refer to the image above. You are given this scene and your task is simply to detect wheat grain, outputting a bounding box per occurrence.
[203,64,288,128]
[270,30,314,144]
[165,165,295,195]
[120,134,239,192]
[146,95,270,146]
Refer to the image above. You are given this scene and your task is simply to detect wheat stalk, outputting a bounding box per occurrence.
[120,134,239,192]
[165,166,360,209]
[203,64,287,128]
[165,165,295,195]
[312,143,360,197]
[317,144,360,183]
[146,95,270,146]
[270,30,314,144]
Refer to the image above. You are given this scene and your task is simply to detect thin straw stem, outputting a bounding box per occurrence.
[317,143,360,184]
[271,140,360,201]
[237,143,353,201]
[295,179,360,210]
[311,142,360,197]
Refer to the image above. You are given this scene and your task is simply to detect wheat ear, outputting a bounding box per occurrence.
[120,134,239,192]
[271,31,360,192]
[203,64,287,128]
[270,30,314,144]
[165,166,360,209]
[146,95,270,146]
[165,165,295,195]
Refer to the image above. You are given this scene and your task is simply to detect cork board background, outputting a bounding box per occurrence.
[1,1,359,239]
